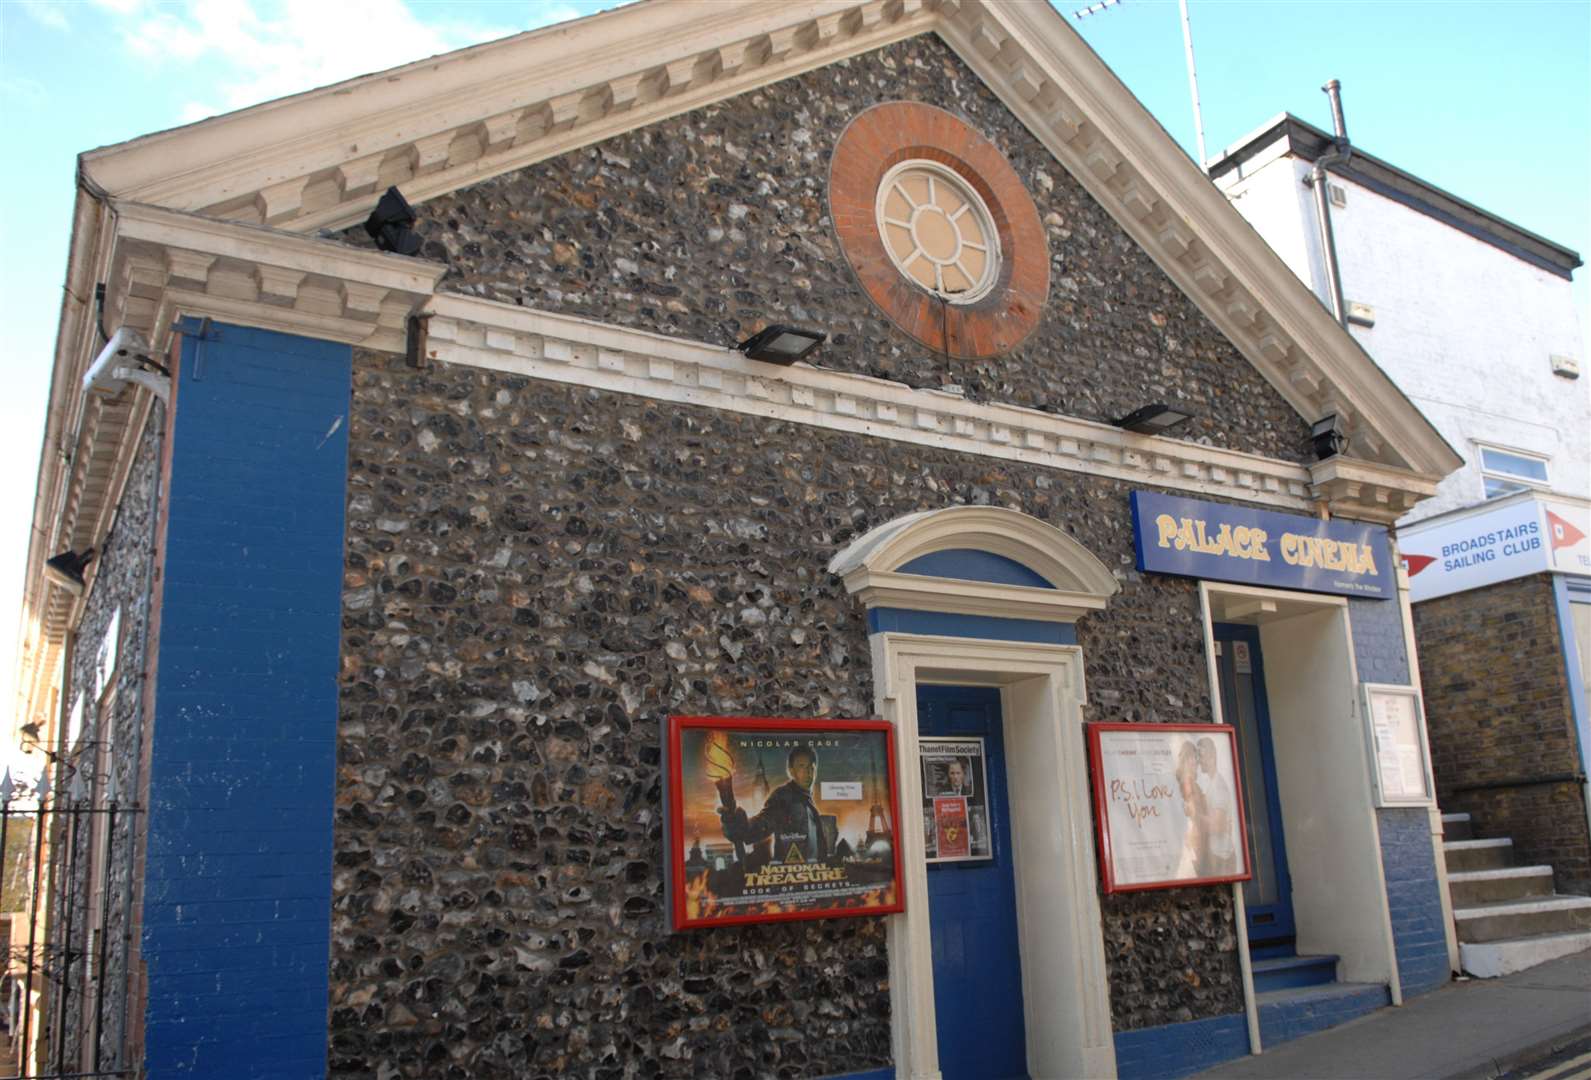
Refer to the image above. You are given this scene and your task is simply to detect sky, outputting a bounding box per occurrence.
[0,0,1586,739]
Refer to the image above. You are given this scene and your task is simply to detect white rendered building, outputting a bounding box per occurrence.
[1210,112,1585,524]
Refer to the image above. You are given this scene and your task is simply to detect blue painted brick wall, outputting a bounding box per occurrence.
[1378,807,1451,996]
[145,321,350,1078]
[1349,597,1410,685]
[1113,1014,1249,1080]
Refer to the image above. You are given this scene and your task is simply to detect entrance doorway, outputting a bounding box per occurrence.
[1213,623,1295,947]
[918,684,1028,1080]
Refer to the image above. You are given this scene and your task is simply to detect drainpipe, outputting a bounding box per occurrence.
[1305,80,1352,326]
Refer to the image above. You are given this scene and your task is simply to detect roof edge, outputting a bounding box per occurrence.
[1207,113,1582,278]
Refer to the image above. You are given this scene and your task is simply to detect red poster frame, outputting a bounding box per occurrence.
[1086,721,1254,895]
[665,714,906,930]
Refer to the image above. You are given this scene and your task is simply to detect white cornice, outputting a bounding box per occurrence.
[108,201,445,354]
[425,293,1320,505]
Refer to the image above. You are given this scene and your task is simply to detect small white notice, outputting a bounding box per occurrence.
[821,781,863,801]
[1362,684,1432,806]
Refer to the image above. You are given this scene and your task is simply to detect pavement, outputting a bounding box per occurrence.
[1192,948,1591,1080]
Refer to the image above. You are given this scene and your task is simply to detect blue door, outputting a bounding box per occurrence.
[918,684,1028,1080]
[1213,624,1295,945]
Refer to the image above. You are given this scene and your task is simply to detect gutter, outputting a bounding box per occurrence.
[1305,80,1352,327]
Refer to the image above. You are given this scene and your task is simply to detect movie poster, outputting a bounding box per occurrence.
[1087,723,1252,893]
[665,716,904,930]
[920,737,992,863]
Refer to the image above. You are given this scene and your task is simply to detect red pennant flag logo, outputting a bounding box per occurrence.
[1546,510,1586,551]
[1402,553,1437,577]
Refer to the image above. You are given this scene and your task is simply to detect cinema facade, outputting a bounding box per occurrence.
[14,2,1465,1078]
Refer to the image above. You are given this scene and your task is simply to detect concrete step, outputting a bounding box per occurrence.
[1444,837,1513,872]
[1251,953,1339,995]
[1453,895,1591,944]
[1448,865,1555,907]
[1459,928,1591,978]
[1257,981,1391,1049]
[1441,811,1473,841]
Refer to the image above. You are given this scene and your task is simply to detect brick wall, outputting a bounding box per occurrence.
[143,321,350,1077]
[1350,596,1410,686]
[1413,573,1589,894]
[1377,808,1450,995]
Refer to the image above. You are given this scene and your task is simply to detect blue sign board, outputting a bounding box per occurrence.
[1131,491,1393,599]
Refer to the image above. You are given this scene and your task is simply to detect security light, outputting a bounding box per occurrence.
[1113,404,1193,435]
[735,325,827,365]
[44,549,95,594]
[1311,414,1348,460]
[363,186,423,256]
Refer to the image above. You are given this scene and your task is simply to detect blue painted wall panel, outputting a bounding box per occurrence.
[1348,596,1410,685]
[1113,1013,1249,1080]
[898,548,1055,588]
[145,321,349,1078]
[867,607,1078,645]
[1377,807,1451,996]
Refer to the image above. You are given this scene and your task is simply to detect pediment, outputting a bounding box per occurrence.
[77,0,1457,484]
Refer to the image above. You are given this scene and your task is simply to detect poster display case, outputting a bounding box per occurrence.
[664,715,904,930]
[1087,722,1252,893]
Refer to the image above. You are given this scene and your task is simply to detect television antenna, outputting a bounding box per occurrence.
[1073,0,1210,168]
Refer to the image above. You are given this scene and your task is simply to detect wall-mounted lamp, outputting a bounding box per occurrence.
[44,548,95,595]
[735,325,827,365]
[364,186,423,256]
[1113,403,1193,435]
[1311,414,1348,460]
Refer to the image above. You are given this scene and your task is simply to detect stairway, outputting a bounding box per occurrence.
[1250,942,1390,1048]
[1443,811,1591,978]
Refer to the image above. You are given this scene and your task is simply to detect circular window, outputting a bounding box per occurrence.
[830,102,1048,360]
[876,161,1001,304]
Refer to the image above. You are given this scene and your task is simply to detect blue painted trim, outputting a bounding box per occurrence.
[1215,624,1294,943]
[1112,1013,1249,1080]
[145,320,349,1079]
[1377,807,1452,997]
[868,607,1077,645]
[898,549,1054,588]
[1552,575,1591,790]
[1258,983,1390,1048]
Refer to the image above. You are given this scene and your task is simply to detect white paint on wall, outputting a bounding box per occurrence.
[1217,153,1588,526]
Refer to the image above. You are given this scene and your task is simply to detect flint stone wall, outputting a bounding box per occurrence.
[59,407,163,1073]
[340,33,1310,466]
[329,351,1243,1079]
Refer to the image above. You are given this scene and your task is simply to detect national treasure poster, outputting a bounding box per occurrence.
[665,716,904,929]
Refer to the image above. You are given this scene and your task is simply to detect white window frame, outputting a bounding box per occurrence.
[1476,442,1550,500]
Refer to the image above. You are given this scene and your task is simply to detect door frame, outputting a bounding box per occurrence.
[1213,622,1295,944]
[873,632,1115,1080]
[1199,581,1405,1032]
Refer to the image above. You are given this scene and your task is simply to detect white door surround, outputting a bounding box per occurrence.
[871,633,1116,1080]
[1199,582,1404,1011]
[831,506,1121,1079]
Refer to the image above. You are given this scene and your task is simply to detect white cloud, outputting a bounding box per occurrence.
[109,0,524,121]
[18,0,71,31]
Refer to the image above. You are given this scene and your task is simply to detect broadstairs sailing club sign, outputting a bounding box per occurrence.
[1398,495,1589,603]
[1131,491,1393,599]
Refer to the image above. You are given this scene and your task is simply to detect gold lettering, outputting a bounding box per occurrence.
[1155,514,1179,550]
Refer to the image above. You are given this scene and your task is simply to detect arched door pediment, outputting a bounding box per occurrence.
[828,505,1119,623]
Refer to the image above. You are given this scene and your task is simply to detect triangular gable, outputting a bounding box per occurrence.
[76,0,1457,485]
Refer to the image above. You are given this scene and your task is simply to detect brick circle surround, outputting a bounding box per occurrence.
[830,101,1049,360]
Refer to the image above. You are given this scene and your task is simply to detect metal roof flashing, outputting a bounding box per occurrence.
[1207,113,1582,280]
